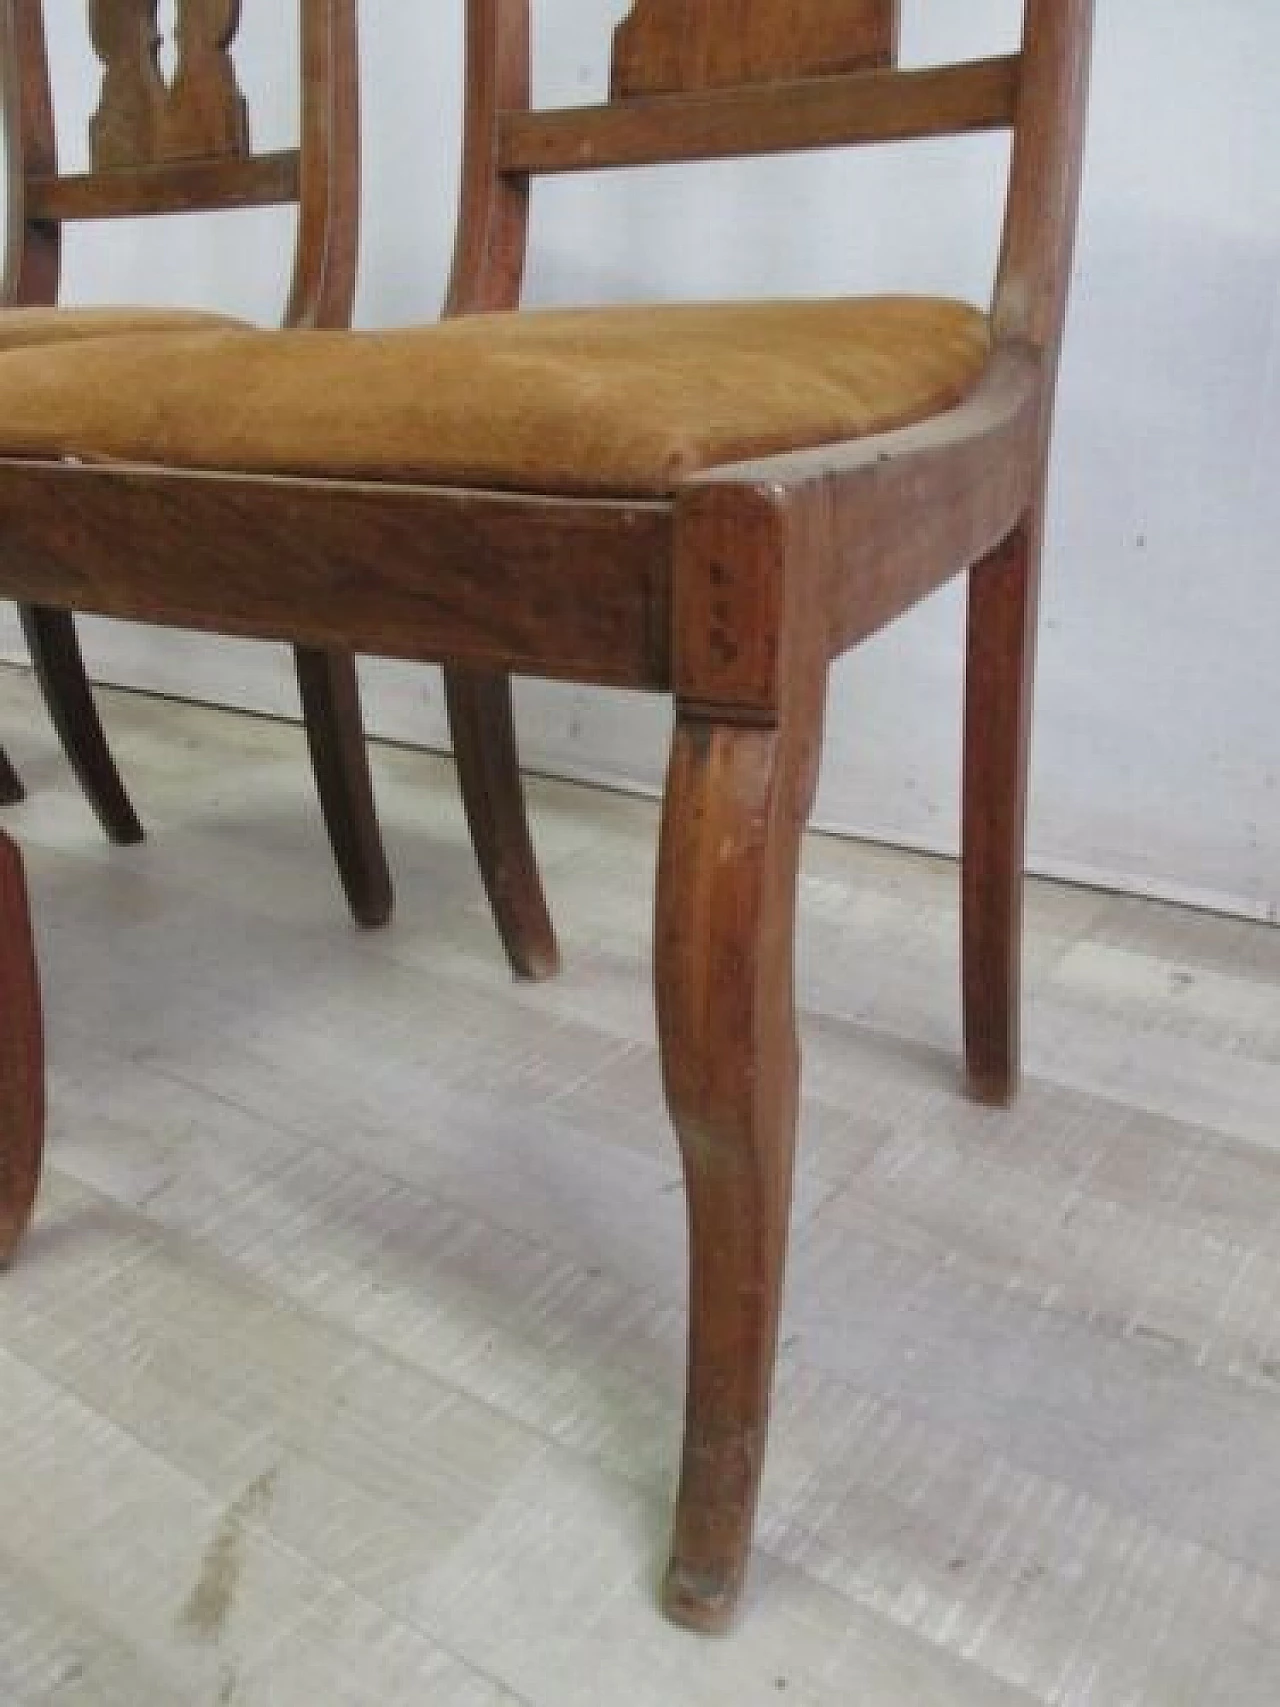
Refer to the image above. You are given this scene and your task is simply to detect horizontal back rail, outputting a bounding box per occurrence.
[26,149,301,222]
[499,56,1020,178]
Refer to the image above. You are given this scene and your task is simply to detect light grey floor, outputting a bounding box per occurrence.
[0,665,1278,1707]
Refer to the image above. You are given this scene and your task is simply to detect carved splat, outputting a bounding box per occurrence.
[88,0,166,168]
[87,0,249,172]
[612,0,900,100]
[156,0,249,164]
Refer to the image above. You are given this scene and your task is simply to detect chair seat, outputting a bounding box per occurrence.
[0,306,246,352]
[0,296,990,499]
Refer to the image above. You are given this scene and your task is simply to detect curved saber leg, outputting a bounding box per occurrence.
[0,830,44,1270]
[21,605,144,845]
[294,647,394,930]
[445,668,559,981]
[0,744,23,806]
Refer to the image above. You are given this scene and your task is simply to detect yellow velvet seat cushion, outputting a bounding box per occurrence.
[0,297,990,499]
[0,305,246,351]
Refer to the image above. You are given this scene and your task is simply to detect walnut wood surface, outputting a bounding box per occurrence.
[19,604,143,844]
[963,508,1042,1106]
[87,0,166,169]
[0,0,1096,1632]
[295,647,393,930]
[88,0,249,171]
[27,150,300,222]
[0,461,674,687]
[0,828,43,1270]
[612,0,898,99]
[657,483,828,1628]
[445,670,560,982]
[154,0,249,166]
[502,57,1018,177]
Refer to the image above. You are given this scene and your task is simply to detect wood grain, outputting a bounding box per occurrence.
[501,58,1019,177]
[0,461,674,689]
[154,0,249,166]
[963,509,1042,1106]
[612,0,899,99]
[445,669,560,981]
[0,827,42,1270]
[87,0,165,170]
[86,0,249,171]
[26,151,300,222]
[658,485,829,1627]
[18,604,143,845]
[294,647,393,930]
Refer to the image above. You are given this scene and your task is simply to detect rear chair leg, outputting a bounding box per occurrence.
[655,661,825,1631]
[0,744,22,805]
[20,605,143,845]
[962,507,1043,1105]
[0,830,44,1270]
[294,647,394,930]
[445,667,559,981]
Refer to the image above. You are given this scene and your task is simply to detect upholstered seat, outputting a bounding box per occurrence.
[0,306,244,352]
[0,297,990,499]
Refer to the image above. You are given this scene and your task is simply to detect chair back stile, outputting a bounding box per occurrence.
[285,0,359,329]
[994,0,1094,362]
[0,0,59,305]
[446,0,531,317]
[0,0,360,331]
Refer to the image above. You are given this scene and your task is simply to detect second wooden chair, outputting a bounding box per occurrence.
[0,0,400,925]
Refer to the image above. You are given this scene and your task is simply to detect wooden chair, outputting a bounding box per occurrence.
[0,0,396,927]
[0,0,1094,1629]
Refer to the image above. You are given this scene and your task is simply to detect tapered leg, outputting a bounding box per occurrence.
[445,667,559,981]
[0,830,44,1270]
[962,508,1043,1106]
[0,745,22,806]
[20,605,143,845]
[655,673,825,1632]
[294,647,394,930]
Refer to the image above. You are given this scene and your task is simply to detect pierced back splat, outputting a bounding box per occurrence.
[156,0,249,163]
[87,0,165,168]
[86,0,249,171]
[611,0,900,100]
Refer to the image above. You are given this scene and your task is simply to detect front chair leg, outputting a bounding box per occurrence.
[962,506,1043,1105]
[444,667,559,981]
[0,830,44,1270]
[0,744,22,805]
[294,647,394,930]
[20,605,144,845]
[656,670,825,1632]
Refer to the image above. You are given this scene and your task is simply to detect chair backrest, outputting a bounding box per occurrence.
[450,0,1092,363]
[0,0,359,327]
[611,0,900,98]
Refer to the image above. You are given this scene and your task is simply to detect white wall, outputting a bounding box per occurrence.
[2,2,1277,922]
